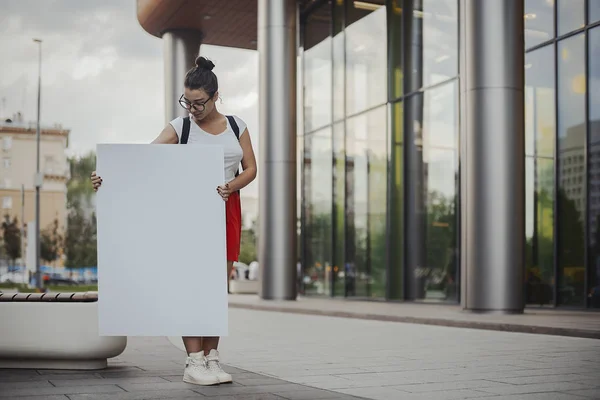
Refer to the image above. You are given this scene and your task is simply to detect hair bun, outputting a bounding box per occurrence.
[195,56,215,71]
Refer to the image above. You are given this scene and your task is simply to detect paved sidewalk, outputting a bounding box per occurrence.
[228,294,600,339]
[1,308,599,400]
[218,308,600,400]
[0,335,366,400]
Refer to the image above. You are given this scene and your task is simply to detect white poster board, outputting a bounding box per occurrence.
[96,144,228,337]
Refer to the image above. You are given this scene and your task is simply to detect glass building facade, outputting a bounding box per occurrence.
[298,0,600,309]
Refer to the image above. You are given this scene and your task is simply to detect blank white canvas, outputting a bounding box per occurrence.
[95,144,228,337]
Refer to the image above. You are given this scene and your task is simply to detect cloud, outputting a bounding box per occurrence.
[0,2,261,201]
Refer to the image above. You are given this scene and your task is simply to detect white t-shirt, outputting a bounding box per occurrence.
[169,115,246,183]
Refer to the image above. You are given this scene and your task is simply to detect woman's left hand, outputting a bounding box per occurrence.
[217,183,231,201]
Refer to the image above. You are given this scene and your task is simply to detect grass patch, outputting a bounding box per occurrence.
[0,283,98,293]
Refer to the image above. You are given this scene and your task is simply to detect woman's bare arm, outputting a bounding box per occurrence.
[151,124,179,144]
[227,129,257,192]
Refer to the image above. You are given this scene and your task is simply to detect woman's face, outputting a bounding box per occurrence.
[181,88,217,120]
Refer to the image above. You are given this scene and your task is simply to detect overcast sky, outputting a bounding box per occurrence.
[0,0,260,198]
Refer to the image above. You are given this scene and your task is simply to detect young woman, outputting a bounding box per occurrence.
[90,56,257,386]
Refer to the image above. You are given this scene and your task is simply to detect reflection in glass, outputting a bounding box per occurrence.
[389,102,404,299]
[405,0,458,93]
[524,0,554,49]
[297,133,304,294]
[303,3,332,132]
[346,1,387,115]
[406,81,458,302]
[591,0,600,23]
[333,0,345,121]
[368,111,387,298]
[333,122,346,296]
[388,0,403,99]
[558,34,586,307]
[558,0,585,36]
[588,27,600,308]
[303,128,333,296]
[346,106,387,297]
[525,46,556,158]
[525,45,556,305]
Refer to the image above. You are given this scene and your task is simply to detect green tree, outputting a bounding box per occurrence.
[67,152,96,211]
[239,219,258,265]
[1,214,21,265]
[40,218,63,264]
[64,152,98,268]
[65,210,97,267]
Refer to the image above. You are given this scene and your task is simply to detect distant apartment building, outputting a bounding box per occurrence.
[0,114,70,238]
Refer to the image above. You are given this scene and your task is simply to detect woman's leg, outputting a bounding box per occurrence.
[182,337,203,354]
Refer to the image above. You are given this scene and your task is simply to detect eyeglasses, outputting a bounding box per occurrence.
[179,94,212,112]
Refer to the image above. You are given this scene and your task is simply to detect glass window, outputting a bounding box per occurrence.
[333,122,346,296]
[2,137,12,150]
[525,45,556,158]
[303,127,333,296]
[346,106,387,297]
[303,3,332,132]
[591,0,600,23]
[524,0,554,49]
[406,81,458,302]
[2,197,12,209]
[525,45,556,306]
[558,0,585,36]
[3,158,10,168]
[333,0,345,121]
[297,133,304,293]
[368,109,387,298]
[389,102,404,299]
[557,34,586,307]
[388,0,403,99]
[588,27,600,308]
[525,157,556,306]
[406,0,458,93]
[345,1,387,115]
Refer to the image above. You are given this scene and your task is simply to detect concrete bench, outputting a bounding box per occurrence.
[229,279,259,294]
[0,291,127,370]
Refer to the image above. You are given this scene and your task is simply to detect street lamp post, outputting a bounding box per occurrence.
[33,38,42,290]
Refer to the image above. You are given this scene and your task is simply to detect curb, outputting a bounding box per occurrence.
[229,302,600,340]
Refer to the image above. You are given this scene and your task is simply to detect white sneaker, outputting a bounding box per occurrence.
[183,351,220,386]
[206,349,233,383]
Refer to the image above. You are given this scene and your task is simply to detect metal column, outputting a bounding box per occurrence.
[258,0,298,300]
[460,0,525,312]
[162,30,203,124]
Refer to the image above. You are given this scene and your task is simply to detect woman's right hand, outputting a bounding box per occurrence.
[91,171,103,192]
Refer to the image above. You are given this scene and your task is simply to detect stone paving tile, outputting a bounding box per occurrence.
[66,389,205,400]
[0,396,69,400]
[562,388,600,398]
[192,382,314,397]
[390,379,513,393]
[486,373,591,385]
[0,384,125,398]
[273,389,367,400]
[477,394,587,400]
[49,376,168,387]
[1,373,105,382]
[333,387,410,400]
[476,381,596,396]
[0,380,55,390]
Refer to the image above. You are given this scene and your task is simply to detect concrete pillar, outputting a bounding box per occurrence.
[460,0,525,312]
[162,29,203,124]
[258,0,298,300]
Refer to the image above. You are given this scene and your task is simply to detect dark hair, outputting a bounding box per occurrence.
[184,56,218,97]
